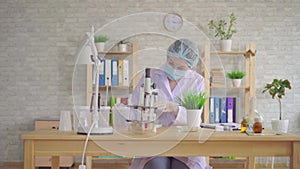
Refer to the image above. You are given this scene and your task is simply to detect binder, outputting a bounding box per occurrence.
[214,97,220,123]
[209,97,215,123]
[118,60,123,86]
[220,97,227,123]
[105,59,111,86]
[111,60,118,86]
[226,97,236,123]
[122,60,129,87]
[99,60,105,86]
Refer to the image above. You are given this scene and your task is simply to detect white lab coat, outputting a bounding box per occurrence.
[129,68,207,169]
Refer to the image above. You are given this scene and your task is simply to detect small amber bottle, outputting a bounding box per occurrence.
[253,117,262,133]
[240,117,247,133]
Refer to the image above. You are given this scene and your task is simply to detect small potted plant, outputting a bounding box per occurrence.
[226,70,245,87]
[208,13,237,51]
[176,92,207,129]
[262,79,292,133]
[94,35,108,52]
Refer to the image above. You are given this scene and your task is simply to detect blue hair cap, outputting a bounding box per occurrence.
[167,39,199,68]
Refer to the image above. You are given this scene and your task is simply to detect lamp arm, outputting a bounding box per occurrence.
[88,26,100,127]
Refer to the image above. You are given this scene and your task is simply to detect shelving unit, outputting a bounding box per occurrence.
[201,42,256,123]
[86,42,138,106]
[84,43,138,169]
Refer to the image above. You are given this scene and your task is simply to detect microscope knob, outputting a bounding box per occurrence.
[151,83,156,89]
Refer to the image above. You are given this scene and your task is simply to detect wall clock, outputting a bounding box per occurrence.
[163,13,183,32]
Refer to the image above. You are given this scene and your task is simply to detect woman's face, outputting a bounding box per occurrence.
[167,57,190,71]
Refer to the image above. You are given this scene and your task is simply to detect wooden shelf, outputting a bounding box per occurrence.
[98,51,133,55]
[201,42,257,124]
[210,86,250,90]
[91,86,132,90]
[86,42,139,106]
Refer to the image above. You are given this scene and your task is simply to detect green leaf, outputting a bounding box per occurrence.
[226,71,245,79]
[176,92,207,110]
[208,13,237,40]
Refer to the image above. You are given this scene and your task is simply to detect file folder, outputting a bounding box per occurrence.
[122,60,129,87]
[111,60,118,86]
[118,60,123,86]
[99,60,105,86]
[105,59,111,86]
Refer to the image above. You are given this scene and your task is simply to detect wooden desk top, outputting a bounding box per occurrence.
[21,127,300,142]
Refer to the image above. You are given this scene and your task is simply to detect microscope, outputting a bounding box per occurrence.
[130,68,159,134]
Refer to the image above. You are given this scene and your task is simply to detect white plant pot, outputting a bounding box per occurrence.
[186,108,203,128]
[232,79,242,87]
[95,42,105,52]
[271,119,289,133]
[118,44,127,52]
[220,39,232,52]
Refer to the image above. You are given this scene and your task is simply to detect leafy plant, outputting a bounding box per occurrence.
[209,13,237,40]
[176,92,207,110]
[262,79,292,120]
[94,35,108,43]
[226,71,245,79]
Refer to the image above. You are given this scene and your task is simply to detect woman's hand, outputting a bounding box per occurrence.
[164,101,179,116]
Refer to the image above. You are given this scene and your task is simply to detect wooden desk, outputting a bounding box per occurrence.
[21,127,300,169]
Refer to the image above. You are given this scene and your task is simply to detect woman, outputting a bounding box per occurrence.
[129,39,207,169]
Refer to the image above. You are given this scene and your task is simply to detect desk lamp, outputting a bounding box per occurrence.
[76,26,113,135]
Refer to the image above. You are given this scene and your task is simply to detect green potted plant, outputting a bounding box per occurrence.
[176,92,207,128]
[94,35,108,52]
[208,13,237,51]
[226,70,245,87]
[262,79,292,133]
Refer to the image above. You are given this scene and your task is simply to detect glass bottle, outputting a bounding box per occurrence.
[253,117,262,133]
[240,115,248,133]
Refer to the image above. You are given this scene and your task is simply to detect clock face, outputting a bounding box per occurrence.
[164,13,183,32]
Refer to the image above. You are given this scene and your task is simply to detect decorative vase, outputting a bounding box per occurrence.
[95,42,105,52]
[232,79,242,87]
[220,39,232,52]
[186,108,203,130]
[118,44,127,52]
[271,119,289,133]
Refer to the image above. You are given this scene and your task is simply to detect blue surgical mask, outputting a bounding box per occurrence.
[164,63,186,80]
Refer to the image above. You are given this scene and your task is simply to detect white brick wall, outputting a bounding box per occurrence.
[0,0,299,163]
